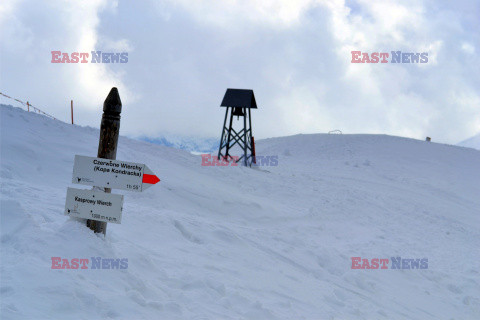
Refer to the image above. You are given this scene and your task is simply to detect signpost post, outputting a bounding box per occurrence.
[86,87,123,235]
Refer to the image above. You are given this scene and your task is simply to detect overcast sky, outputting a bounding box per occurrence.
[1,0,479,143]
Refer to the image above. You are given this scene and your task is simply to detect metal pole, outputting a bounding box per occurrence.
[251,136,256,164]
[243,107,247,166]
[248,108,252,162]
[71,100,74,124]
[27,101,30,112]
[225,107,234,160]
[87,87,122,235]
[218,107,229,160]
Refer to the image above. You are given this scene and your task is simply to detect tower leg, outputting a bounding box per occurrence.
[248,108,252,166]
[243,107,248,166]
[225,107,234,160]
[218,107,229,159]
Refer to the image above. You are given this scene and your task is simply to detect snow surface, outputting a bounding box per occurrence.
[458,133,480,151]
[1,104,479,319]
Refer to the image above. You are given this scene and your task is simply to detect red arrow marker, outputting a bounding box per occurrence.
[143,174,160,185]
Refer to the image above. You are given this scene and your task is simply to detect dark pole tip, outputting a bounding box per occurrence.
[103,87,122,113]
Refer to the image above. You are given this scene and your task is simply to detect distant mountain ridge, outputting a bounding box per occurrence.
[140,135,219,153]
[457,133,480,150]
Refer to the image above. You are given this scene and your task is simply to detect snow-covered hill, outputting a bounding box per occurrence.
[458,133,480,151]
[1,104,479,319]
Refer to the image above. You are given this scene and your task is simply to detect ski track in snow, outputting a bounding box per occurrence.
[1,104,479,319]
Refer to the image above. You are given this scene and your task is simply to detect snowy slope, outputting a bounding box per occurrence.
[458,133,480,151]
[1,104,479,320]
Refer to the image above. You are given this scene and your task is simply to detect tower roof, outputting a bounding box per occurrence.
[220,89,257,108]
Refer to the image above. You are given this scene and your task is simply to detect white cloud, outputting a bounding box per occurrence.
[1,0,479,144]
[0,0,133,115]
[161,0,318,27]
[461,42,475,54]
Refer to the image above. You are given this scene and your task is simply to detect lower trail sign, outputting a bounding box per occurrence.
[65,188,123,224]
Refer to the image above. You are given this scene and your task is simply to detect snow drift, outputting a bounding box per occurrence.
[1,104,479,319]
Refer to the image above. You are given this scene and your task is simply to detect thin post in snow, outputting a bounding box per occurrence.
[86,88,122,236]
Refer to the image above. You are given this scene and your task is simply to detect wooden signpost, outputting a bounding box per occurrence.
[64,87,160,236]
